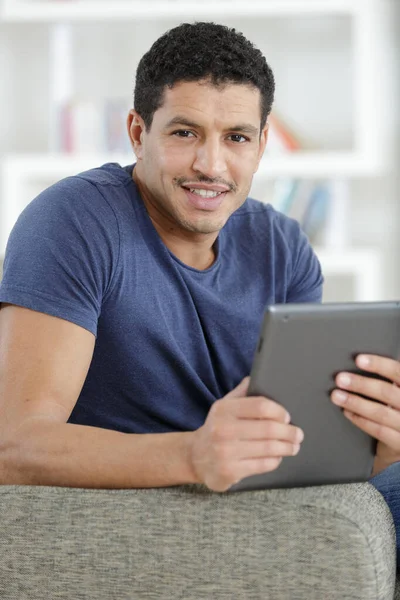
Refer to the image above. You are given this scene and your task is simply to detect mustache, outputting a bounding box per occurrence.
[174,175,238,193]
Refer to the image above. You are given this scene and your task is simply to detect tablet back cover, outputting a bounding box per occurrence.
[230,302,400,492]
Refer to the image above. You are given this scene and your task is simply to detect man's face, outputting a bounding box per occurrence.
[130,80,268,236]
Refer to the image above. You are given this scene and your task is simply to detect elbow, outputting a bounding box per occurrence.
[0,436,23,484]
[0,427,45,485]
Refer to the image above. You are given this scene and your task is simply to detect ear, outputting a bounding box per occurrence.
[127,110,146,159]
[254,123,269,173]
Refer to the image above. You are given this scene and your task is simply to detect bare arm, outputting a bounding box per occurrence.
[0,304,303,491]
[0,304,195,488]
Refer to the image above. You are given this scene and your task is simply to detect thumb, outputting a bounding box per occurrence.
[225,376,250,399]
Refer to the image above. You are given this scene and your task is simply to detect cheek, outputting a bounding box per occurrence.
[157,142,190,173]
[230,153,256,183]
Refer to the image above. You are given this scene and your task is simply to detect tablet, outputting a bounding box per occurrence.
[229,301,400,492]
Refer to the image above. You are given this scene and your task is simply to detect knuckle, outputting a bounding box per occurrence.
[373,422,385,440]
[371,403,390,428]
[263,422,293,443]
[261,440,275,455]
[266,441,294,458]
[379,383,397,406]
[255,397,271,417]
[263,440,287,456]
[262,421,276,437]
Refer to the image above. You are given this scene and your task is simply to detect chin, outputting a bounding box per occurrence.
[188,218,227,235]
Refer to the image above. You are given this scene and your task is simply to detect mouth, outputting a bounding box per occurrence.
[181,185,229,211]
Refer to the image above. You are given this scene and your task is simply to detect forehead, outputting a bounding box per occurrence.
[155,80,262,128]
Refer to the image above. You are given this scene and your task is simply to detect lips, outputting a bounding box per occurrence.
[182,187,227,211]
[184,183,230,193]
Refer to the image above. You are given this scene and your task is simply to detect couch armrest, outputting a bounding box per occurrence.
[0,482,396,600]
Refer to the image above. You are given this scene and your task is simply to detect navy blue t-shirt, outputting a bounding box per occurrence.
[0,163,323,433]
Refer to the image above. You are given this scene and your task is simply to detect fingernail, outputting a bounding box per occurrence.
[337,374,351,387]
[357,355,370,368]
[284,412,291,424]
[296,429,304,443]
[332,390,347,405]
[292,444,300,455]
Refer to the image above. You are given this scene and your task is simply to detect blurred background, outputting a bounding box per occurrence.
[0,0,399,303]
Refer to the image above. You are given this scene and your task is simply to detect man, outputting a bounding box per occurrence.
[0,21,399,543]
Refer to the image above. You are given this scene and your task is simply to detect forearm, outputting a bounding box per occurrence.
[0,420,198,488]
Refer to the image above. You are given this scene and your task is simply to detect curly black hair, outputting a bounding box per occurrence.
[134,22,275,131]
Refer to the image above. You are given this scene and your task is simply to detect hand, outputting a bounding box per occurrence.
[189,377,304,492]
[331,354,400,475]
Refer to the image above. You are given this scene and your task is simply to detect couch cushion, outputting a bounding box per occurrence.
[0,483,395,599]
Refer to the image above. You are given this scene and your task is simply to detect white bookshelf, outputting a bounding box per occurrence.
[316,248,382,303]
[0,1,385,171]
[0,0,375,21]
[0,0,393,302]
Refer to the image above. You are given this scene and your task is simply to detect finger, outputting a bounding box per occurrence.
[331,389,400,430]
[335,371,400,410]
[235,420,304,444]
[356,354,400,386]
[236,439,301,459]
[227,395,290,423]
[342,409,400,453]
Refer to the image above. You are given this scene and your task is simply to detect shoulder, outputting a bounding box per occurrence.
[17,162,136,236]
[75,161,134,190]
[39,161,134,210]
[226,196,323,302]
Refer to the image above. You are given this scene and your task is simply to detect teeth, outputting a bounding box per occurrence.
[189,188,222,198]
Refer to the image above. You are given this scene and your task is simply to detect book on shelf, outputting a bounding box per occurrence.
[264,108,350,249]
[266,111,302,154]
[104,98,132,155]
[270,177,349,249]
[54,98,131,155]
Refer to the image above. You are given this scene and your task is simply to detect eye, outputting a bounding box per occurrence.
[228,134,248,143]
[172,130,195,138]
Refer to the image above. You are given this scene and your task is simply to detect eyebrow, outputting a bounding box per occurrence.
[164,116,259,136]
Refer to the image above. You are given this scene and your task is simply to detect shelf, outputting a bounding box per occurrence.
[1,154,129,180]
[315,247,380,276]
[1,0,367,22]
[315,247,383,302]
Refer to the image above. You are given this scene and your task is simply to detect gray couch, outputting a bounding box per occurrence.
[0,482,398,599]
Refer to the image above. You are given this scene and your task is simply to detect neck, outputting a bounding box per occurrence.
[153,223,217,270]
[132,166,218,271]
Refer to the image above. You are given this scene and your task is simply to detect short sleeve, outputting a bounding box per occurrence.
[0,176,120,336]
[286,226,324,304]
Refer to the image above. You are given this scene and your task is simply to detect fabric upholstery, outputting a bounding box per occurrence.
[0,482,396,599]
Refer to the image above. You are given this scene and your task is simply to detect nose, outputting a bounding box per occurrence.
[192,137,227,179]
